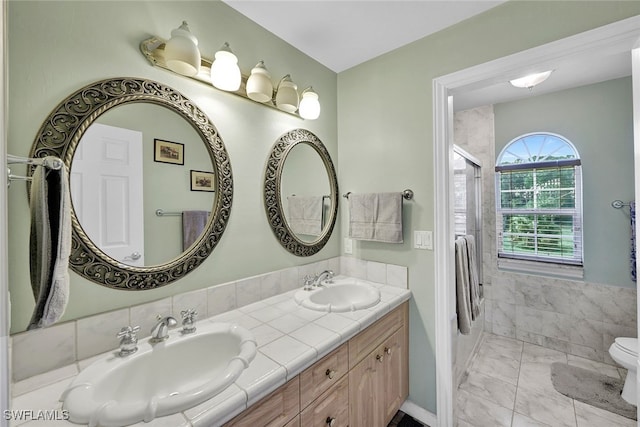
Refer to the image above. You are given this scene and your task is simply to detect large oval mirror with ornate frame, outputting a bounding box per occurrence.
[264,129,338,256]
[29,78,233,290]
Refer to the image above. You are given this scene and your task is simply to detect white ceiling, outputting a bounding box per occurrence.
[222,0,506,73]
[223,1,634,110]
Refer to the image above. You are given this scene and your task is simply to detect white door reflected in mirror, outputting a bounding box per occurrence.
[70,123,145,266]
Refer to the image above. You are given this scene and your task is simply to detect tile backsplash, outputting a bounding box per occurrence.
[10,256,408,386]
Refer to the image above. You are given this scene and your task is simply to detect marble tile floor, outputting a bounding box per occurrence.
[457,333,636,427]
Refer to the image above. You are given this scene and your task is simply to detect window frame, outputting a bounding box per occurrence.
[495,132,583,276]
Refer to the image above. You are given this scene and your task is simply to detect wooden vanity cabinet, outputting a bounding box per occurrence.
[349,304,409,427]
[223,378,299,427]
[224,302,408,427]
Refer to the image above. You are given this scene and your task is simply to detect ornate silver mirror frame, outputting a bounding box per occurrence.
[264,129,338,256]
[29,78,233,290]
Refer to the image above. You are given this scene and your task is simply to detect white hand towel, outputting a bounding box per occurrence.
[28,158,71,329]
[287,195,323,237]
[348,192,403,243]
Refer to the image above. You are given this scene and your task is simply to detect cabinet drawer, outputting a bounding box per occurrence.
[224,377,299,427]
[300,343,348,409]
[349,302,408,368]
[300,375,349,427]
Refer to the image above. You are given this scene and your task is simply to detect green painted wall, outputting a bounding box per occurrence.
[7,1,338,332]
[494,77,635,287]
[337,1,640,414]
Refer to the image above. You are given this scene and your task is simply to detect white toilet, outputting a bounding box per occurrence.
[608,337,638,405]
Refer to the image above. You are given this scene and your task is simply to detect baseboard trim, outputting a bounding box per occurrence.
[400,399,437,426]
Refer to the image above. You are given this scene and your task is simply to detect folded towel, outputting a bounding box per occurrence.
[455,237,472,335]
[28,158,71,329]
[348,192,403,243]
[287,195,323,237]
[183,210,209,251]
[464,235,481,320]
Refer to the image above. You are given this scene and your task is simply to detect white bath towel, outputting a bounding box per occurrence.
[348,192,403,243]
[464,235,481,320]
[28,158,71,329]
[287,195,323,237]
[455,237,472,335]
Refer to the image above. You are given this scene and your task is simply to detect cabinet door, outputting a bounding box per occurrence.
[381,327,408,425]
[300,375,349,427]
[349,351,383,427]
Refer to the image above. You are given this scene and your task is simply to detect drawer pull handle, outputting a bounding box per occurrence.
[385,346,392,355]
[325,368,336,379]
[376,354,384,362]
[326,417,336,426]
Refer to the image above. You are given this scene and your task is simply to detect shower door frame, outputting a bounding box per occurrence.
[433,16,640,427]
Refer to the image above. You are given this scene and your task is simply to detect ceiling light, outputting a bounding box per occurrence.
[211,42,241,91]
[299,87,320,120]
[275,75,299,113]
[509,70,553,89]
[246,61,273,103]
[163,21,201,77]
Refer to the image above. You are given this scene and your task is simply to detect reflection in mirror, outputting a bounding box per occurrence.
[264,129,338,256]
[280,143,331,243]
[29,78,233,290]
[70,104,215,267]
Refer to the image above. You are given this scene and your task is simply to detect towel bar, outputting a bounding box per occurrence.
[342,189,414,200]
[612,200,633,209]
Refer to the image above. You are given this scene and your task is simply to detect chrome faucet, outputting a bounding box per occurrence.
[150,315,177,343]
[313,270,334,287]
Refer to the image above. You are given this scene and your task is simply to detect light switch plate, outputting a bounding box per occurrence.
[414,231,433,250]
[344,237,353,254]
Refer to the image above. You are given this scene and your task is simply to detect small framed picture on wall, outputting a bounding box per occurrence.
[190,170,216,192]
[154,139,184,165]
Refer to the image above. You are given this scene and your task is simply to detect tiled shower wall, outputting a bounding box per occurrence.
[455,105,637,366]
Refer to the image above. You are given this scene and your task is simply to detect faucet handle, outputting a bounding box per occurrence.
[116,326,140,357]
[303,275,315,290]
[180,309,198,334]
[117,325,140,339]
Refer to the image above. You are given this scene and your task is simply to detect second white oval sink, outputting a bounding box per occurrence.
[294,279,381,312]
[61,322,257,427]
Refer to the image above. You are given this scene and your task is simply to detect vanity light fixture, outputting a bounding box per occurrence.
[246,61,274,102]
[163,21,201,77]
[298,87,321,120]
[509,70,553,90]
[140,31,321,119]
[211,42,241,91]
[275,75,299,113]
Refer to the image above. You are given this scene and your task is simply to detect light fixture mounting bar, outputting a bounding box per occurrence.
[140,36,302,119]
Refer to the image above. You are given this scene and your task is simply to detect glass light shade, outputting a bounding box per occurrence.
[509,70,553,89]
[246,61,273,103]
[275,75,299,113]
[299,87,320,120]
[164,21,201,77]
[211,42,241,91]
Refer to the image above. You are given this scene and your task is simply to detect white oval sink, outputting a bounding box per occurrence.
[61,322,257,427]
[294,279,381,312]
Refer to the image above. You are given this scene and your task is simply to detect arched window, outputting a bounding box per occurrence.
[496,133,583,268]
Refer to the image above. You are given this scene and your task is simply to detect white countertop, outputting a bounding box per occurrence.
[10,276,411,427]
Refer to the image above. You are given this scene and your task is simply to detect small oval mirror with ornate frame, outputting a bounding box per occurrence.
[264,129,338,256]
[29,78,233,290]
